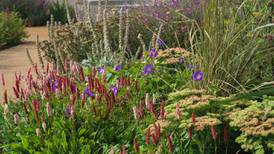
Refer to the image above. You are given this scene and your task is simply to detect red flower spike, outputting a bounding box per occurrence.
[46,63,50,74]
[3,90,8,104]
[32,100,40,113]
[150,104,157,118]
[133,137,139,153]
[34,63,38,75]
[81,92,86,108]
[134,80,138,92]
[192,112,196,124]
[78,66,85,81]
[224,125,228,143]
[152,133,157,145]
[211,126,217,141]
[146,127,151,145]
[167,132,173,154]
[13,87,20,99]
[160,102,165,120]
[188,128,193,140]
[70,94,76,105]
[1,73,5,86]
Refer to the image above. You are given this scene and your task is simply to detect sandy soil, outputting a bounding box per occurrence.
[0,27,48,102]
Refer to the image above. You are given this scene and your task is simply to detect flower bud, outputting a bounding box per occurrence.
[13,112,19,124]
[36,128,41,137]
[46,102,52,117]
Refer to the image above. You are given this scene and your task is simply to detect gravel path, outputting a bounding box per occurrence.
[0,27,48,101]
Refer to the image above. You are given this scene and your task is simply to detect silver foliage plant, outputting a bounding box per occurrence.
[37,0,155,72]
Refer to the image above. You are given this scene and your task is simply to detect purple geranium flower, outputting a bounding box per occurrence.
[193,70,203,81]
[157,38,165,47]
[53,80,58,92]
[149,48,158,58]
[114,65,122,72]
[110,85,118,96]
[144,64,154,75]
[84,87,94,97]
[98,66,105,74]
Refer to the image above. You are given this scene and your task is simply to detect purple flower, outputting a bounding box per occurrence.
[157,38,165,47]
[186,64,194,70]
[53,80,58,92]
[179,58,184,64]
[171,0,179,8]
[65,106,71,118]
[114,65,122,72]
[144,64,154,75]
[98,66,105,74]
[110,85,118,96]
[193,70,203,81]
[84,87,94,97]
[149,48,158,58]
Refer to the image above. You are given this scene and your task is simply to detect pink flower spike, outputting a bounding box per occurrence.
[145,93,151,109]
[211,126,217,141]
[3,90,8,104]
[133,137,139,153]
[32,100,40,113]
[167,132,173,154]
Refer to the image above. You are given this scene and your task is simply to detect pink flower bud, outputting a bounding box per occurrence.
[3,89,8,104]
[13,112,19,124]
[32,100,40,113]
[46,102,51,117]
[42,122,46,131]
[145,93,150,109]
[175,103,181,119]
[152,94,156,104]
[36,128,41,137]
[133,106,138,120]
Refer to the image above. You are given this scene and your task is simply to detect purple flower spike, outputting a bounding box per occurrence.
[144,64,154,75]
[193,70,203,81]
[114,65,122,72]
[84,87,94,97]
[110,85,118,96]
[149,48,158,58]
[157,38,165,47]
[98,66,105,74]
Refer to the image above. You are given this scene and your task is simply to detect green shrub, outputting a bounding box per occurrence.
[49,0,75,24]
[0,11,27,49]
[0,0,50,26]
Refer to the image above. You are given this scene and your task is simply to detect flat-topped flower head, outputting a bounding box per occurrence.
[98,66,105,74]
[149,48,158,58]
[193,70,203,81]
[114,65,122,72]
[144,64,154,75]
